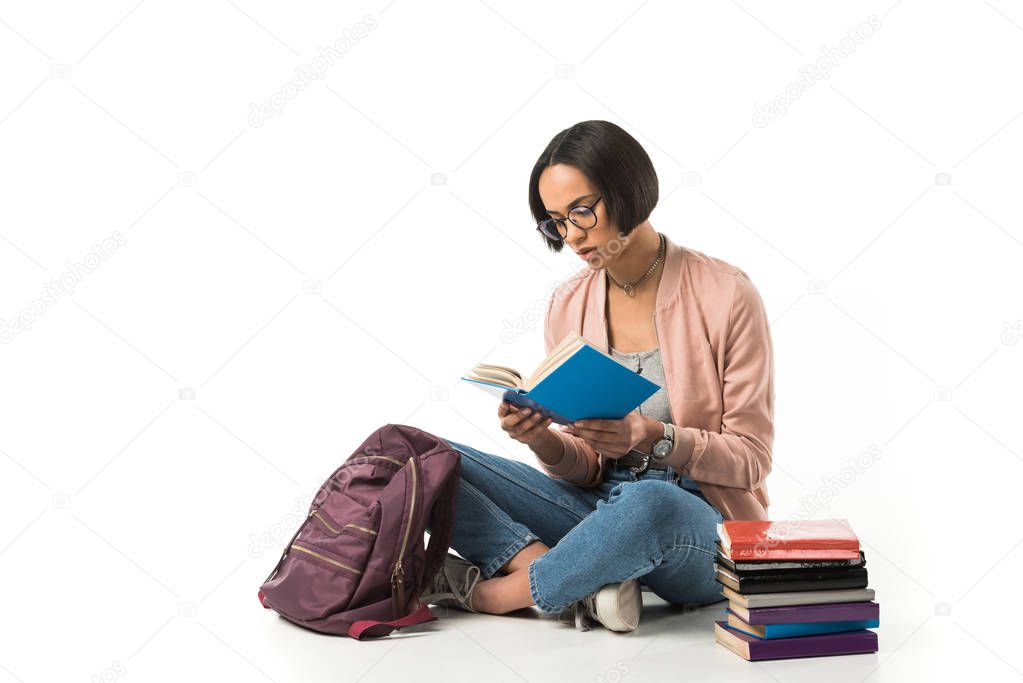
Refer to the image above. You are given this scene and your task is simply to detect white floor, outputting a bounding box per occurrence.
[63,559,972,683]
[0,520,1007,683]
[226,569,951,683]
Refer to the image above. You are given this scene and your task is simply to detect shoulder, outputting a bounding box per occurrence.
[679,246,767,330]
[682,245,754,289]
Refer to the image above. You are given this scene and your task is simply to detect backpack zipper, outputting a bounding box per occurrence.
[311,510,379,536]
[334,452,418,616]
[311,510,340,533]
[350,455,404,467]
[289,543,363,574]
[390,456,418,619]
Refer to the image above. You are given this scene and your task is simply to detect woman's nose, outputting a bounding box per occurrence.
[563,221,589,244]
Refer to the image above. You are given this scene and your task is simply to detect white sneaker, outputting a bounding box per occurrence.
[560,579,642,632]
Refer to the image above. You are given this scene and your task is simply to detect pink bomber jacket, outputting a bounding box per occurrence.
[540,232,775,521]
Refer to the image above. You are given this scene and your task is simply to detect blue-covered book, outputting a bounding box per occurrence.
[725,609,880,639]
[461,331,660,425]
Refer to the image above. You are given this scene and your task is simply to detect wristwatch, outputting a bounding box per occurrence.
[649,422,675,460]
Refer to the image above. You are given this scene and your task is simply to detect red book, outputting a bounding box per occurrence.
[718,519,860,560]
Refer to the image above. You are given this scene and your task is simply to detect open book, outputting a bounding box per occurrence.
[461,331,660,424]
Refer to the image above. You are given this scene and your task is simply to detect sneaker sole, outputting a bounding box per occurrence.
[593,579,642,632]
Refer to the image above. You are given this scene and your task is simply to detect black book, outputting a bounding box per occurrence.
[714,562,869,594]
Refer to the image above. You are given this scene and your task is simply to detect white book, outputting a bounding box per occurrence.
[721,585,876,609]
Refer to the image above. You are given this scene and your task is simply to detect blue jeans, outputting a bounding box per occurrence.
[436,438,725,614]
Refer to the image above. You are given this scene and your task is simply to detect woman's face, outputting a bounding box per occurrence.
[537,164,624,269]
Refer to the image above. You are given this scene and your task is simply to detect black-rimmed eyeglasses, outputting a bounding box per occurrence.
[536,195,603,241]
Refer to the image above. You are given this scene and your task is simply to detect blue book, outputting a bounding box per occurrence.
[461,331,660,425]
[726,609,880,639]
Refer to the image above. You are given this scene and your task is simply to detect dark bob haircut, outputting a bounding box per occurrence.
[528,120,659,253]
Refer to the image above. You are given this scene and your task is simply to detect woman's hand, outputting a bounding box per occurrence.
[498,400,553,447]
[563,410,657,459]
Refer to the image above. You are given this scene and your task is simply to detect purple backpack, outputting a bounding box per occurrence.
[258,424,461,639]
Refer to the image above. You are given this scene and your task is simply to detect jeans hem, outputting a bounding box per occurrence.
[528,556,564,614]
[481,532,541,580]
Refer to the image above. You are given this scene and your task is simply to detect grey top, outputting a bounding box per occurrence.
[609,345,701,494]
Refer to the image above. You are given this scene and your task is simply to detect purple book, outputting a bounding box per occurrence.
[732,601,879,625]
[714,621,878,661]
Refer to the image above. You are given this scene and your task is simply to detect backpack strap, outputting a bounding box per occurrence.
[347,601,437,639]
[421,453,460,589]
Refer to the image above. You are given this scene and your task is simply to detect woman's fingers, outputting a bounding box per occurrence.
[503,404,527,427]
[511,411,548,439]
[567,425,623,444]
[497,403,552,443]
[518,416,552,440]
[511,410,541,435]
[504,407,530,427]
[500,405,532,431]
[528,418,553,439]
[572,419,619,434]
[566,426,598,441]
[498,403,524,426]
[569,429,624,453]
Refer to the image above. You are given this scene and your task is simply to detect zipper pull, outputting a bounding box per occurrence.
[391,560,407,620]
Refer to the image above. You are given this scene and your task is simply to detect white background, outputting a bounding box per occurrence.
[1,1,1021,681]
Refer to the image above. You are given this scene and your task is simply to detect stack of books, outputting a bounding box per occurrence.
[713,519,879,661]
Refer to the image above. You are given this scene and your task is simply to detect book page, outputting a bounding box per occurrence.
[525,331,584,389]
[467,365,524,389]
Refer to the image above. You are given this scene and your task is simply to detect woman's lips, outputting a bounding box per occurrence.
[577,247,597,260]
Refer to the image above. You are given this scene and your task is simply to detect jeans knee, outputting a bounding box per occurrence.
[607,479,687,532]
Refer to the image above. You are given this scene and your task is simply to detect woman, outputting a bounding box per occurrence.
[425,120,775,632]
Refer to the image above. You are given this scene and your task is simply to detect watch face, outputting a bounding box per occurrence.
[653,440,671,458]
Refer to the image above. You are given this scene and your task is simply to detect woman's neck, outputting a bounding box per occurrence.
[606,224,662,285]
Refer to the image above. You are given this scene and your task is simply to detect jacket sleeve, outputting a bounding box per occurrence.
[675,271,774,490]
[537,291,603,487]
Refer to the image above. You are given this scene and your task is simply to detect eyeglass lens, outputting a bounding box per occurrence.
[540,206,596,240]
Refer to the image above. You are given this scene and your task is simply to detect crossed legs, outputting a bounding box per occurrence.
[440,437,723,616]
[470,540,549,614]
